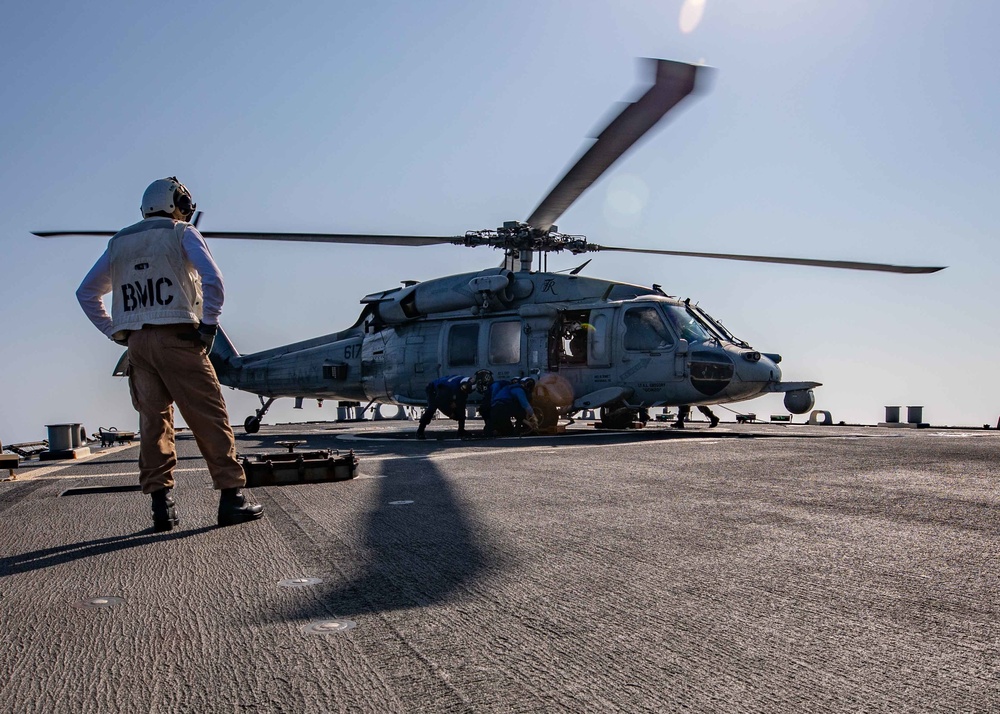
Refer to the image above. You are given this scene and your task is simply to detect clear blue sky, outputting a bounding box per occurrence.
[2,0,998,443]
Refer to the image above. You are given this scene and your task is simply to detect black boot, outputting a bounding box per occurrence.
[150,488,179,532]
[218,488,264,526]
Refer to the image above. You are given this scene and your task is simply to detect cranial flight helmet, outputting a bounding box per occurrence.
[141,176,196,220]
[473,369,494,394]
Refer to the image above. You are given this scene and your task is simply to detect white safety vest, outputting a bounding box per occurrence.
[108,217,204,331]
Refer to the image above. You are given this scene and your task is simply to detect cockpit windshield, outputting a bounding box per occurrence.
[689,304,749,347]
[661,304,715,344]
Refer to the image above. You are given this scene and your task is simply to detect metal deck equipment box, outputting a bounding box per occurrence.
[240,444,359,487]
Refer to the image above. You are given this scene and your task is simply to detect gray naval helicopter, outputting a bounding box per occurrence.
[39,59,944,433]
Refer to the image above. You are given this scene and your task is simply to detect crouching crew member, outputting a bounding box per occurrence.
[76,177,264,531]
[478,378,510,428]
[484,377,538,438]
[416,371,494,440]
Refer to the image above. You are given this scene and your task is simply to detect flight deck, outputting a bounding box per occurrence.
[1,421,997,713]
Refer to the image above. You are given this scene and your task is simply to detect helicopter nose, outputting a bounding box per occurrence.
[689,349,735,397]
[735,350,781,385]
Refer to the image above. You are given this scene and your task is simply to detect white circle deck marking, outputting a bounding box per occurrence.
[75,596,125,609]
[278,577,323,588]
[303,619,356,635]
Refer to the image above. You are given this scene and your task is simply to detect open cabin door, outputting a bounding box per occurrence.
[549,308,614,396]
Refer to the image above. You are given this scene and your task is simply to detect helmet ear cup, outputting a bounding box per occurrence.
[174,189,195,219]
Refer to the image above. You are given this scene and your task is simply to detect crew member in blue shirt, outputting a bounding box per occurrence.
[484,377,537,438]
[478,378,511,428]
[416,375,475,439]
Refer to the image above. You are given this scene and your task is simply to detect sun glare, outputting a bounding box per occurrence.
[604,174,650,228]
[679,0,706,34]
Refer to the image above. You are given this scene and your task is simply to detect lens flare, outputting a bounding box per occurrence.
[679,0,706,34]
[604,174,649,227]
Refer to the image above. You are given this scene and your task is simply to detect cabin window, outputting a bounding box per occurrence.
[448,324,479,366]
[489,321,521,365]
[623,306,674,351]
[590,312,609,363]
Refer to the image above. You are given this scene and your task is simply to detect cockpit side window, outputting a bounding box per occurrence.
[623,307,674,351]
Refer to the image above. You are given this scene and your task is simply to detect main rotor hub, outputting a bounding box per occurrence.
[459,221,592,255]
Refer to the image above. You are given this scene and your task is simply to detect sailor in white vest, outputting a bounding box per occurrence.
[77,177,264,531]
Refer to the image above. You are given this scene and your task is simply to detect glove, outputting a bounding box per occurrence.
[197,322,218,352]
[111,330,131,347]
[524,412,540,433]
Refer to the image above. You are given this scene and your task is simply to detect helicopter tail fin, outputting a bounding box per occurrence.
[111,325,242,379]
[209,325,243,375]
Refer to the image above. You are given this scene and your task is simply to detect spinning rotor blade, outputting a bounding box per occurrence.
[592,245,945,274]
[527,58,707,233]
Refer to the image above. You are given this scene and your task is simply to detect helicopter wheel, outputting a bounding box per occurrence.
[243,416,261,434]
[600,404,635,430]
[531,403,559,433]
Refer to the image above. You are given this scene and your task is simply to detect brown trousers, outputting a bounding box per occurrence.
[126,324,246,494]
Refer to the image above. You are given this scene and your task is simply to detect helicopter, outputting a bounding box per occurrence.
[37,59,944,434]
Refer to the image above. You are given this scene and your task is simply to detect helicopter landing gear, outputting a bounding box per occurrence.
[599,404,648,430]
[531,402,559,433]
[244,396,276,434]
[600,404,633,430]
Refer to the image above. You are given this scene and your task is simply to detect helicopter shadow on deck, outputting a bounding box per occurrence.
[248,421,865,625]
[343,423,748,445]
[255,442,507,624]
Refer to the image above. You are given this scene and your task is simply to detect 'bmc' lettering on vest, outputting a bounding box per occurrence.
[121,277,174,312]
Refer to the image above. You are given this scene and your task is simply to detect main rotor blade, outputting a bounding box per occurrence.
[34,229,459,247]
[593,245,946,274]
[199,231,458,247]
[526,58,708,233]
[33,230,116,238]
